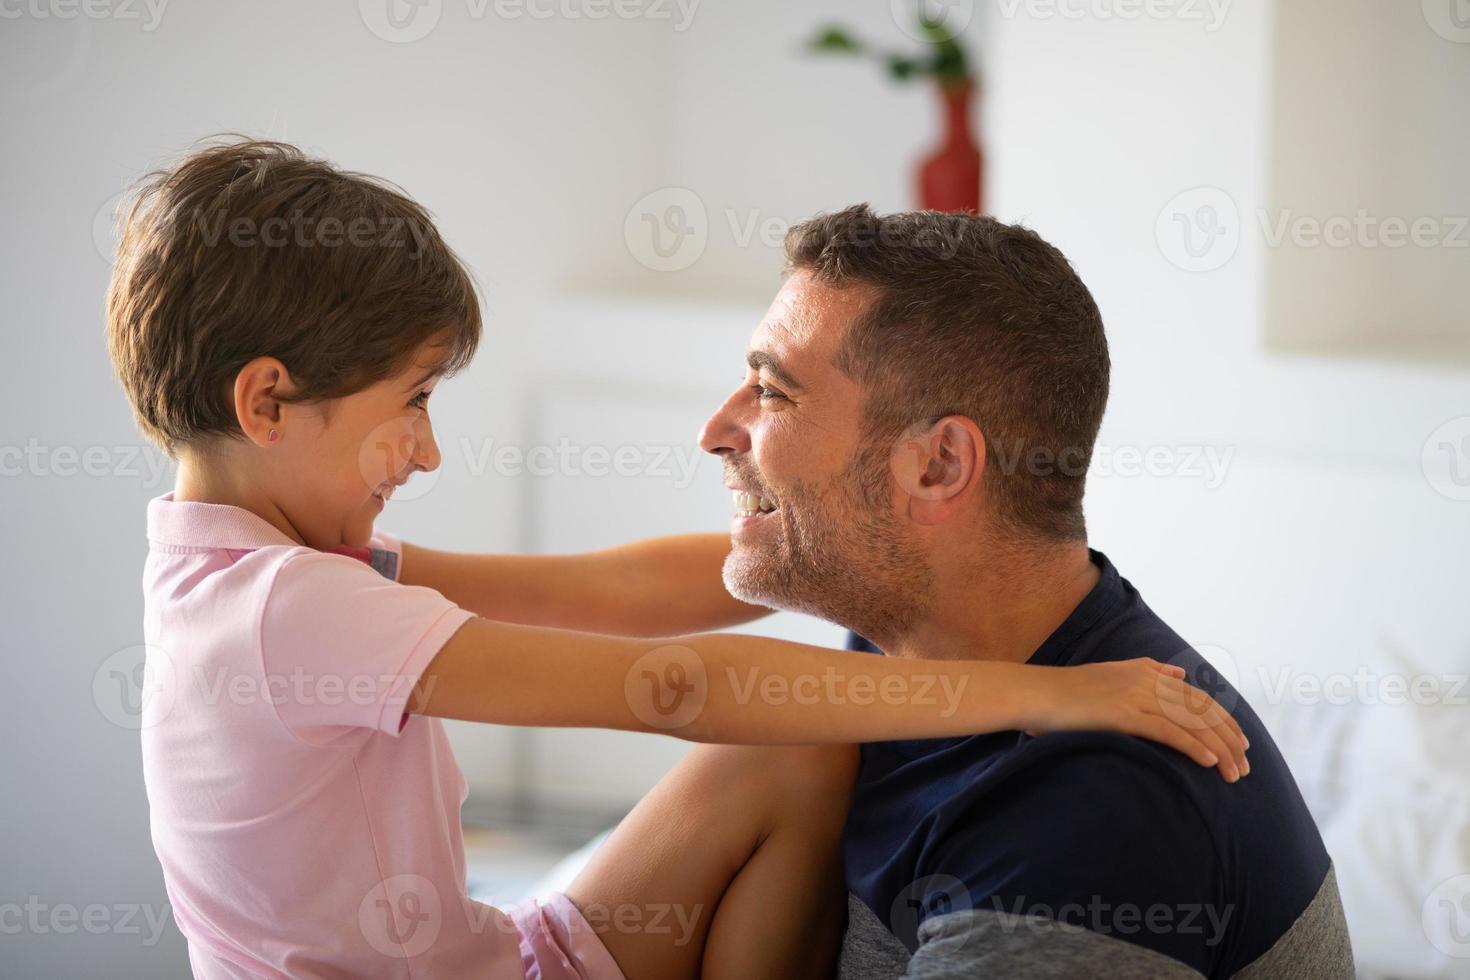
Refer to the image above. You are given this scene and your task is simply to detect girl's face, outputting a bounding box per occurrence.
[270,340,446,550]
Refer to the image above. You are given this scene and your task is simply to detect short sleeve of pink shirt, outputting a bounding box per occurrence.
[259,537,473,739]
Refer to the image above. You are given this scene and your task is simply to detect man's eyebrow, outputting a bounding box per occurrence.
[747,350,804,392]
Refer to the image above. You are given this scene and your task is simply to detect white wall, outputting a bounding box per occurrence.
[3,0,1466,975]
[1265,0,1470,357]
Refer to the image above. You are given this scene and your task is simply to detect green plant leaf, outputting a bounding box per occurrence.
[886,55,923,81]
[930,40,970,81]
[808,26,863,54]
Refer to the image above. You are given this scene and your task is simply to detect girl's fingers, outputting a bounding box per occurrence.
[1107,660,1253,782]
[1152,674,1187,703]
[1140,717,1218,770]
[1151,697,1247,781]
[1177,688,1250,776]
[1153,666,1252,751]
[1228,711,1249,750]
[1194,723,1241,782]
[1218,718,1250,776]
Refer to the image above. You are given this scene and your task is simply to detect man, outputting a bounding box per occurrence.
[697,205,1353,977]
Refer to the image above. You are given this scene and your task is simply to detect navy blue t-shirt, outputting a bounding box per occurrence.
[842,551,1331,977]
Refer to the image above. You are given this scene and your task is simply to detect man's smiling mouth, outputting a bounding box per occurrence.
[732,490,778,517]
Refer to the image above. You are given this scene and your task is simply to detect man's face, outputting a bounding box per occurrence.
[698,271,933,639]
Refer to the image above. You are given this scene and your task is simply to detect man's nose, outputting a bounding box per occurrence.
[698,389,751,458]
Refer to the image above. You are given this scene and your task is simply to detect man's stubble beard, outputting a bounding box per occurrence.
[722,444,934,647]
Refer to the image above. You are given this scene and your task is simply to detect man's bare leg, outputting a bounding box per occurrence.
[564,742,858,980]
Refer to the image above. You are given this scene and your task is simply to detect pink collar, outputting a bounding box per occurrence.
[147,493,379,570]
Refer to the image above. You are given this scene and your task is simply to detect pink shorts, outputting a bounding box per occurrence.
[511,893,626,980]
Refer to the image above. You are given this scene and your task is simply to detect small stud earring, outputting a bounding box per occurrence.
[268,429,279,443]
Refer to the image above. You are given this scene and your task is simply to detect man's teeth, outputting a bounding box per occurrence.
[732,490,777,516]
[375,484,395,501]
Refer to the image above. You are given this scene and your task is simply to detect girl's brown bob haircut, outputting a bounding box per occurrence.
[107,137,481,455]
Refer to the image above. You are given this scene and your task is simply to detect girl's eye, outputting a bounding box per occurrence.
[409,390,431,410]
[749,383,787,402]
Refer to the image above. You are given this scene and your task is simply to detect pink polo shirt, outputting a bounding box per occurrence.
[139,494,525,978]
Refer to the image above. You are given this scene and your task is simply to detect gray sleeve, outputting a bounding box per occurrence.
[838,893,911,980]
[902,909,1206,980]
[836,891,1203,980]
[1232,864,1354,980]
[897,865,1354,980]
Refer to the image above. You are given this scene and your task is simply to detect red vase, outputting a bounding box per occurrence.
[918,80,983,214]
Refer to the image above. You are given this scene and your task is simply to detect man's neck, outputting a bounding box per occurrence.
[882,542,1101,663]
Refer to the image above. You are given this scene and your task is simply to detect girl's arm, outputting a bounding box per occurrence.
[409,617,1251,782]
[399,535,770,636]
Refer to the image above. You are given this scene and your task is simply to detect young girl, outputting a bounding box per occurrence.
[109,139,1246,980]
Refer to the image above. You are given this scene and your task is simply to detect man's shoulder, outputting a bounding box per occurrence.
[848,705,1332,975]
[919,731,1228,891]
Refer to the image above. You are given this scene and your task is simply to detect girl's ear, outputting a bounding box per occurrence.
[889,415,987,526]
[233,357,295,448]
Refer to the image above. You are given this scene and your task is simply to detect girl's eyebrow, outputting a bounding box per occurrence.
[404,365,447,390]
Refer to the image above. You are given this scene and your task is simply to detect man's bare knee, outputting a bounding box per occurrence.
[679,743,857,822]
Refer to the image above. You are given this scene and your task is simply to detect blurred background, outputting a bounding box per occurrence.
[3,0,1468,976]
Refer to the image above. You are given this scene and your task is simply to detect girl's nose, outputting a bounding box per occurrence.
[412,415,441,473]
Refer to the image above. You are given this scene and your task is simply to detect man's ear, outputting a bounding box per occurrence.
[232,357,294,448]
[889,415,987,526]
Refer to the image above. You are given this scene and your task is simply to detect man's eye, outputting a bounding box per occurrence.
[749,383,786,401]
[409,390,431,410]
